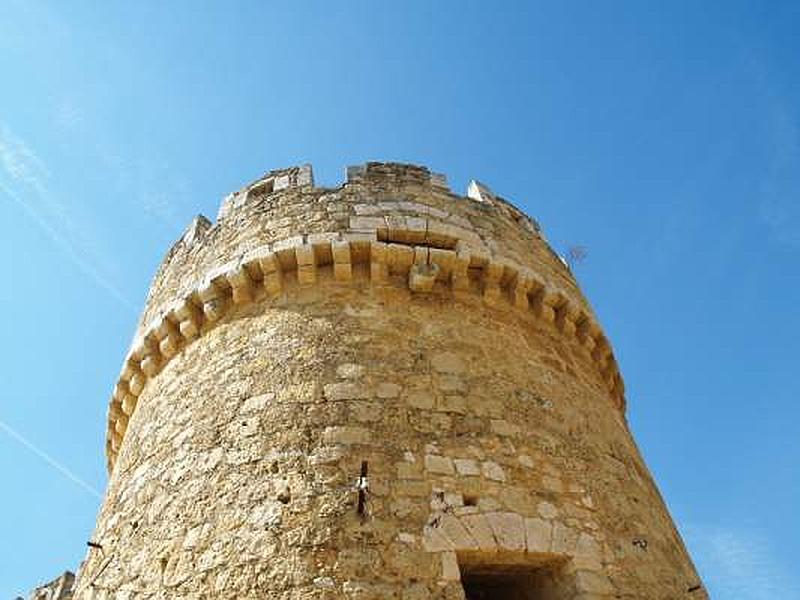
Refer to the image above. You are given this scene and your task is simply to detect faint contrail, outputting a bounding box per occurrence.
[0,124,137,313]
[0,182,137,313]
[0,417,103,500]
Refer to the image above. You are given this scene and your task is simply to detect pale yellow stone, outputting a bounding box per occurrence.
[460,514,498,552]
[454,458,480,476]
[336,363,365,379]
[440,551,460,581]
[485,512,526,551]
[438,395,466,414]
[324,382,370,401]
[424,455,455,475]
[322,426,370,445]
[551,521,579,554]
[422,526,453,552]
[431,352,466,374]
[438,514,478,550]
[406,390,435,410]
[490,419,519,437]
[396,462,422,480]
[481,461,506,482]
[525,517,552,553]
[537,500,559,519]
[575,571,614,595]
[376,382,402,399]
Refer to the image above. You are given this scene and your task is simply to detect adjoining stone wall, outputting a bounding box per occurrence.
[76,163,705,598]
[26,571,75,600]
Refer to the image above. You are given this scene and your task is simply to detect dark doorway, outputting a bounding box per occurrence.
[460,559,572,600]
[463,571,534,599]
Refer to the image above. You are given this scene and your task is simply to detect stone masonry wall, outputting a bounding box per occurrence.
[25,571,75,600]
[75,163,705,598]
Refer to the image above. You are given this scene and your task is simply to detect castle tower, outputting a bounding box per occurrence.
[75,163,705,599]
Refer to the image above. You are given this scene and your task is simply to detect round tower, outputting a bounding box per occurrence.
[76,162,705,599]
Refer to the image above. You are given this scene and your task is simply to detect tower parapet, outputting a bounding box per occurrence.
[81,162,704,599]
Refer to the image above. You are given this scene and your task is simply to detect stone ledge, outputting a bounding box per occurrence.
[105,229,625,472]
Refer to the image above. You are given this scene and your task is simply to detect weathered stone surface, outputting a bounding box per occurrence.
[425,454,455,475]
[440,551,460,581]
[485,512,526,551]
[27,571,75,600]
[537,500,559,520]
[481,461,506,482]
[71,162,704,599]
[525,517,553,553]
[453,458,480,476]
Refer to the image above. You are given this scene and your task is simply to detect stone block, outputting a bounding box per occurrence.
[422,526,453,552]
[129,372,145,396]
[346,164,366,180]
[121,394,137,416]
[350,216,385,231]
[454,458,480,476]
[525,518,553,553]
[431,352,466,374]
[241,394,272,412]
[324,382,370,401]
[574,532,603,564]
[408,263,439,293]
[490,419,519,437]
[550,521,579,554]
[140,355,160,377]
[438,395,466,414]
[485,512,526,551]
[574,571,613,595]
[440,551,460,581]
[322,426,371,445]
[460,513,497,552]
[537,501,559,520]
[386,243,415,272]
[396,462,422,480]
[481,461,506,482]
[406,390,435,410]
[226,265,254,304]
[424,454,455,475]
[332,241,352,282]
[336,363,365,379]
[376,382,402,399]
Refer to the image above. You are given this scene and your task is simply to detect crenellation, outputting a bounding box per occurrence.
[138,164,581,340]
[467,179,495,204]
[182,214,212,246]
[218,164,314,221]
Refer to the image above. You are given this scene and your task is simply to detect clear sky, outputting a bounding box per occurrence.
[1,1,798,597]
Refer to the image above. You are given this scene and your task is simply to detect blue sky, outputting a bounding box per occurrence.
[1,1,798,597]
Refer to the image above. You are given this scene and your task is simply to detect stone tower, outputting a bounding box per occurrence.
[75,163,705,599]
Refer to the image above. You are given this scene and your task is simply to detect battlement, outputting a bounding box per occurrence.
[345,161,450,191]
[217,164,314,220]
[212,162,542,230]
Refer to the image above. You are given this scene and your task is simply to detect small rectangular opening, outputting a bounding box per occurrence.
[459,556,572,600]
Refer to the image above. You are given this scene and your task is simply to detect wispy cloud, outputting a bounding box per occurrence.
[0,123,136,312]
[749,57,800,248]
[0,417,102,500]
[685,524,800,599]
